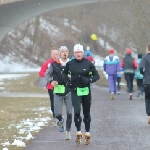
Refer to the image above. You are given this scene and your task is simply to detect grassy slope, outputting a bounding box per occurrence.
[0,71,135,149]
[0,73,51,150]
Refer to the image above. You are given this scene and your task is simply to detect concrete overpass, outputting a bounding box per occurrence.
[0,0,104,42]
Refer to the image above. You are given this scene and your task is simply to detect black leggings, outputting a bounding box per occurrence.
[71,88,91,132]
[136,79,144,93]
[144,84,150,116]
[48,89,55,118]
[117,77,121,91]
[124,73,134,93]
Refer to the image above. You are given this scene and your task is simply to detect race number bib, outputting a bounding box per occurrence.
[77,87,89,96]
[54,85,65,94]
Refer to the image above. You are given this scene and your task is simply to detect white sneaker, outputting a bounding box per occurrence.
[57,119,64,132]
[53,118,58,127]
[117,91,120,95]
[65,131,71,140]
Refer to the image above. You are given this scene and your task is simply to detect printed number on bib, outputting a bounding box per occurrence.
[54,85,65,94]
[77,87,89,96]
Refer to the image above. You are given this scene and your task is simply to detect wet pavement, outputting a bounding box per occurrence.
[25,84,150,150]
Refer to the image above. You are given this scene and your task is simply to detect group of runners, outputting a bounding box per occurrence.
[38,43,150,145]
[103,45,150,124]
[39,44,99,145]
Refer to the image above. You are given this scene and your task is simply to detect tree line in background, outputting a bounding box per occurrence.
[0,0,150,65]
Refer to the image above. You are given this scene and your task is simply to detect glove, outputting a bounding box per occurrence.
[81,77,91,85]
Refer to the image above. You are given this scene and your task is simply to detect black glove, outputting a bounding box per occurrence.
[81,77,91,85]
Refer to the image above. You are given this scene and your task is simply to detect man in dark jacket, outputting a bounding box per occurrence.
[64,44,100,145]
[121,48,138,100]
[139,44,150,124]
[46,46,72,140]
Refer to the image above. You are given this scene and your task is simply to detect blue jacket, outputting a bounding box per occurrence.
[103,55,121,75]
[84,50,93,57]
[134,58,143,79]
[117,67,123,78]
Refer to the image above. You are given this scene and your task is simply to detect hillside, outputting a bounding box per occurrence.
[0,0,150,70]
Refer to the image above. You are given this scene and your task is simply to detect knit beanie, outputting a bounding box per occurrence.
[126,48,132,54]
[109,49,115,54]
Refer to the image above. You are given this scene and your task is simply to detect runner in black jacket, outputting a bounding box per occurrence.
[46,46,72,140]
[140,44,150,124]
[64,44,100,145]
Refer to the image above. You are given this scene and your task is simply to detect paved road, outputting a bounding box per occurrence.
[0,92,48,97]
[25,84,149,150]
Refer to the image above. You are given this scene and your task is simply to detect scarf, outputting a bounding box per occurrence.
[59,58,70,66]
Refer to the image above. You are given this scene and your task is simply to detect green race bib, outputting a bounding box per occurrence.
[77,87,89,96]
[54,85,65,94]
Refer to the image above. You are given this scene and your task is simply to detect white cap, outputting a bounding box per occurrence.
[73,44,84,52]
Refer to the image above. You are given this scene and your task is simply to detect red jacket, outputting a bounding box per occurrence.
[39,58,54,89]
[85,56,95,64]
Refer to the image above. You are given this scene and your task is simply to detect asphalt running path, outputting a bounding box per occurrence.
[0,92,48,98]
[25,84,150,150]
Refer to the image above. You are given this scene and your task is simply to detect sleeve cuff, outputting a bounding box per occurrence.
[90,78,92,83]
[50,80,53,83]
